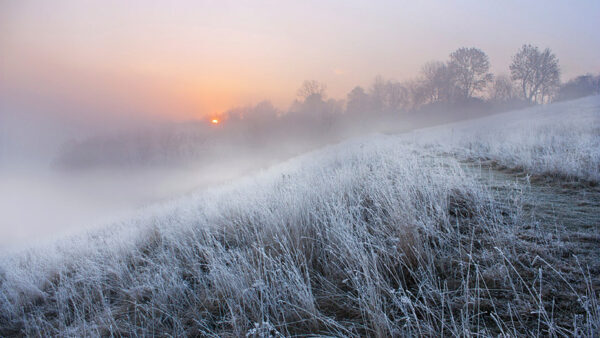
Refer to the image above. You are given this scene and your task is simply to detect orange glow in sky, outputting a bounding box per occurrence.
[2,1,599,122]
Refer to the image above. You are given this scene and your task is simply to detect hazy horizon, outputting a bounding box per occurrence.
[2,0,599,124]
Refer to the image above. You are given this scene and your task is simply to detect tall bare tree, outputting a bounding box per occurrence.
[449,47,493,99]
[510,44,560,104]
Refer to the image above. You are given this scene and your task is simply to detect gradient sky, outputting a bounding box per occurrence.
[1,0,599,121]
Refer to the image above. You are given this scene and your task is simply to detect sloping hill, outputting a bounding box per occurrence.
[1,98,599,336]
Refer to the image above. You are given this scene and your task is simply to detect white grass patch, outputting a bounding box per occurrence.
[0,136,524,336]
[406,96,600,182]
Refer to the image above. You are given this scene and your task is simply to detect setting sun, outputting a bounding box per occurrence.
[211,119,220,124]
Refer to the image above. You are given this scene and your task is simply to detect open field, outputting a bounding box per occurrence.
[1,99,599,336]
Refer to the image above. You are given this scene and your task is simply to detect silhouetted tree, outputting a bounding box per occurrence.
[510,44,560,104]
[386,82,410,112]
[405,79,428,109]
[297,80,327,101]
[449,47,493,99]
[419,61,457,103]
[369,76,410,113]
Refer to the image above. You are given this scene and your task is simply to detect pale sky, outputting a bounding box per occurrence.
[1,0,599,121]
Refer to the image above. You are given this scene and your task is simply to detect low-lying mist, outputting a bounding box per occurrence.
[0,102,496,249]
[0,153,281,249]
[0,101,406,249]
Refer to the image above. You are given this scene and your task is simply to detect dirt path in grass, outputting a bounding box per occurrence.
[461,160,600,285]
[462,162,600,231]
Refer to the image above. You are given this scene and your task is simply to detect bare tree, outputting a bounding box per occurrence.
[297,80,327,100]
[420,61,457,103]
[386,82,410,112]
[510,44,560,104]
[489,74,517,102]
[405,79,428,109]
[369,76,410,112]
[449,47,493,99]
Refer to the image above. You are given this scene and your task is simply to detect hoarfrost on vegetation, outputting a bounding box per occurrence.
[407,95,600,182]
[1,98,599,336]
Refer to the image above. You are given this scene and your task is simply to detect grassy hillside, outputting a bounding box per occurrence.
[407,95,600,183]
[1,99,599,336]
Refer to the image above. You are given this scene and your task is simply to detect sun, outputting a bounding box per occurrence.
[211,118,219,124]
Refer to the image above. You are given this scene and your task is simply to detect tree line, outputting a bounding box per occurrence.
[218,44,597,143]
[336,43,595,111]
[225,44,598,132]
[55,44,599,168]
